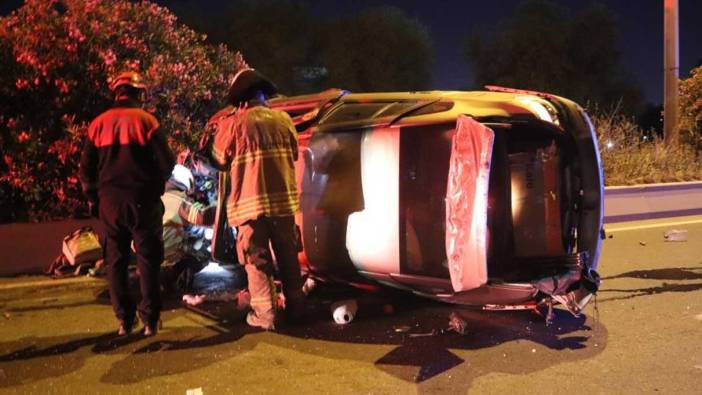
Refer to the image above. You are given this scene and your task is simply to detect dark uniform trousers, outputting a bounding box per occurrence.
[236,215,305,323]
[99,196,164,327]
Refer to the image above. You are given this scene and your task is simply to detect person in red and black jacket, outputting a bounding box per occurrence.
[79,71,175,337]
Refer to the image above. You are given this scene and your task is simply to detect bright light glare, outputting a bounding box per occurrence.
[515,96,554,124]
[346,128,399,274]
[511,178,524,222]
[606,140,614,149]
[199,261,227,275]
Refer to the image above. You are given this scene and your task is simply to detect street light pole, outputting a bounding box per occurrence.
[663,0,679,145]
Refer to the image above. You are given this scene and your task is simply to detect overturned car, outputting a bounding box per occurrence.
[175,86,603,316]
[259,86,603,315]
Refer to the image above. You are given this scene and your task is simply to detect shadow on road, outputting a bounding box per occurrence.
[0,286,607,393]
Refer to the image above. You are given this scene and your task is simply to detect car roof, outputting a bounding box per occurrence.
[268,88,567,131]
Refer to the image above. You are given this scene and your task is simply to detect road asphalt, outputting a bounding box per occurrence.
[0,216,701,394]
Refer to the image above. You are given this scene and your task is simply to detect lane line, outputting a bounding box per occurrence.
[606,218,702,233]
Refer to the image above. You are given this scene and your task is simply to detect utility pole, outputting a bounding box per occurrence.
[663,0,679,145]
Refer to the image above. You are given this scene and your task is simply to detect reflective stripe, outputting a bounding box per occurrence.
[231,191,298,211]
[227,200,299,223]
[232,147,294,165]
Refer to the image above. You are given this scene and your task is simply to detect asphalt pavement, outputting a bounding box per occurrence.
[0,216,701,394]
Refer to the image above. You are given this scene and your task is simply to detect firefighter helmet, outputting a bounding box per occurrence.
[109,71,147,92]
[227,68,278,105]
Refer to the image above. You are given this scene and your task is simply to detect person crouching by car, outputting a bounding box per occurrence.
[79,71,176,337]
[208,68,306,330]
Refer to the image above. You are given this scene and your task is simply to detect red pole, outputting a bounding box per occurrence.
[663,0,679,145]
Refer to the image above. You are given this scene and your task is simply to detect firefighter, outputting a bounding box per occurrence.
[209,68,306,330]
[79,71,175,336]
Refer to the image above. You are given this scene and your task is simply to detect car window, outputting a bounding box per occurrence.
[321,101,419,124]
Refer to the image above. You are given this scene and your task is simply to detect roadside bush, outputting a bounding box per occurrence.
[0,0,243,222]
[679,65,702,150]
[592,110,702,186]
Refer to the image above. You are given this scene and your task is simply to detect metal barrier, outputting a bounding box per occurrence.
[604,181,702,223]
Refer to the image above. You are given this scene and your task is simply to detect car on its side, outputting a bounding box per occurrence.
[263,86,604,316]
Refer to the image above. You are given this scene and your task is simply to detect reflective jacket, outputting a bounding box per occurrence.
[210,104,299,226]
[79,100,175,202]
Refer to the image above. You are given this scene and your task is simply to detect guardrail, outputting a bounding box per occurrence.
[604,181,702,223]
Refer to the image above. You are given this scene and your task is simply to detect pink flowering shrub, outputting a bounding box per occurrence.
[0,0,244,222]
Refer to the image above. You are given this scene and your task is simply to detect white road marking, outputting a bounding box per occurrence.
[607,218,702,233]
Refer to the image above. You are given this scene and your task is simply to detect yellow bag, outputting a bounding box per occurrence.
[62,226,102,265]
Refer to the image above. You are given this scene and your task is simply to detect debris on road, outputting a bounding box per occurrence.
[186,388,203,395]
[447,312,468,335]
[3,312,10,320]
[663,229,688,242]
[182,294,206,306]
[331,299,358,324]
[396,313,469,337]
[638,241,647,246]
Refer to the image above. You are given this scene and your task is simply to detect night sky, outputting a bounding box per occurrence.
[2,0,700,105]
[306,0,701,105]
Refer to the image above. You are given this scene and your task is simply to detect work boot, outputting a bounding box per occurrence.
[143,324,157,337]
[143,320,161,337]
[117,320,135,336]
[246,311,276,330]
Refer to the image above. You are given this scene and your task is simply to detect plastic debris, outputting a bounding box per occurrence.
[447,312,468,335]
[638,241,647,246]
[186,388,203,395]
[664,229,688,242]
[182,294,206,306]
[330,299,358,324]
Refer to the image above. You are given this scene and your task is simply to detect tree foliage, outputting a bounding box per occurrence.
[173,0,315,95]
[0,0,243,222]
[680,65,702,149]
[466,0,642,114]
[315,6,433,92]
[175,2,433,94]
